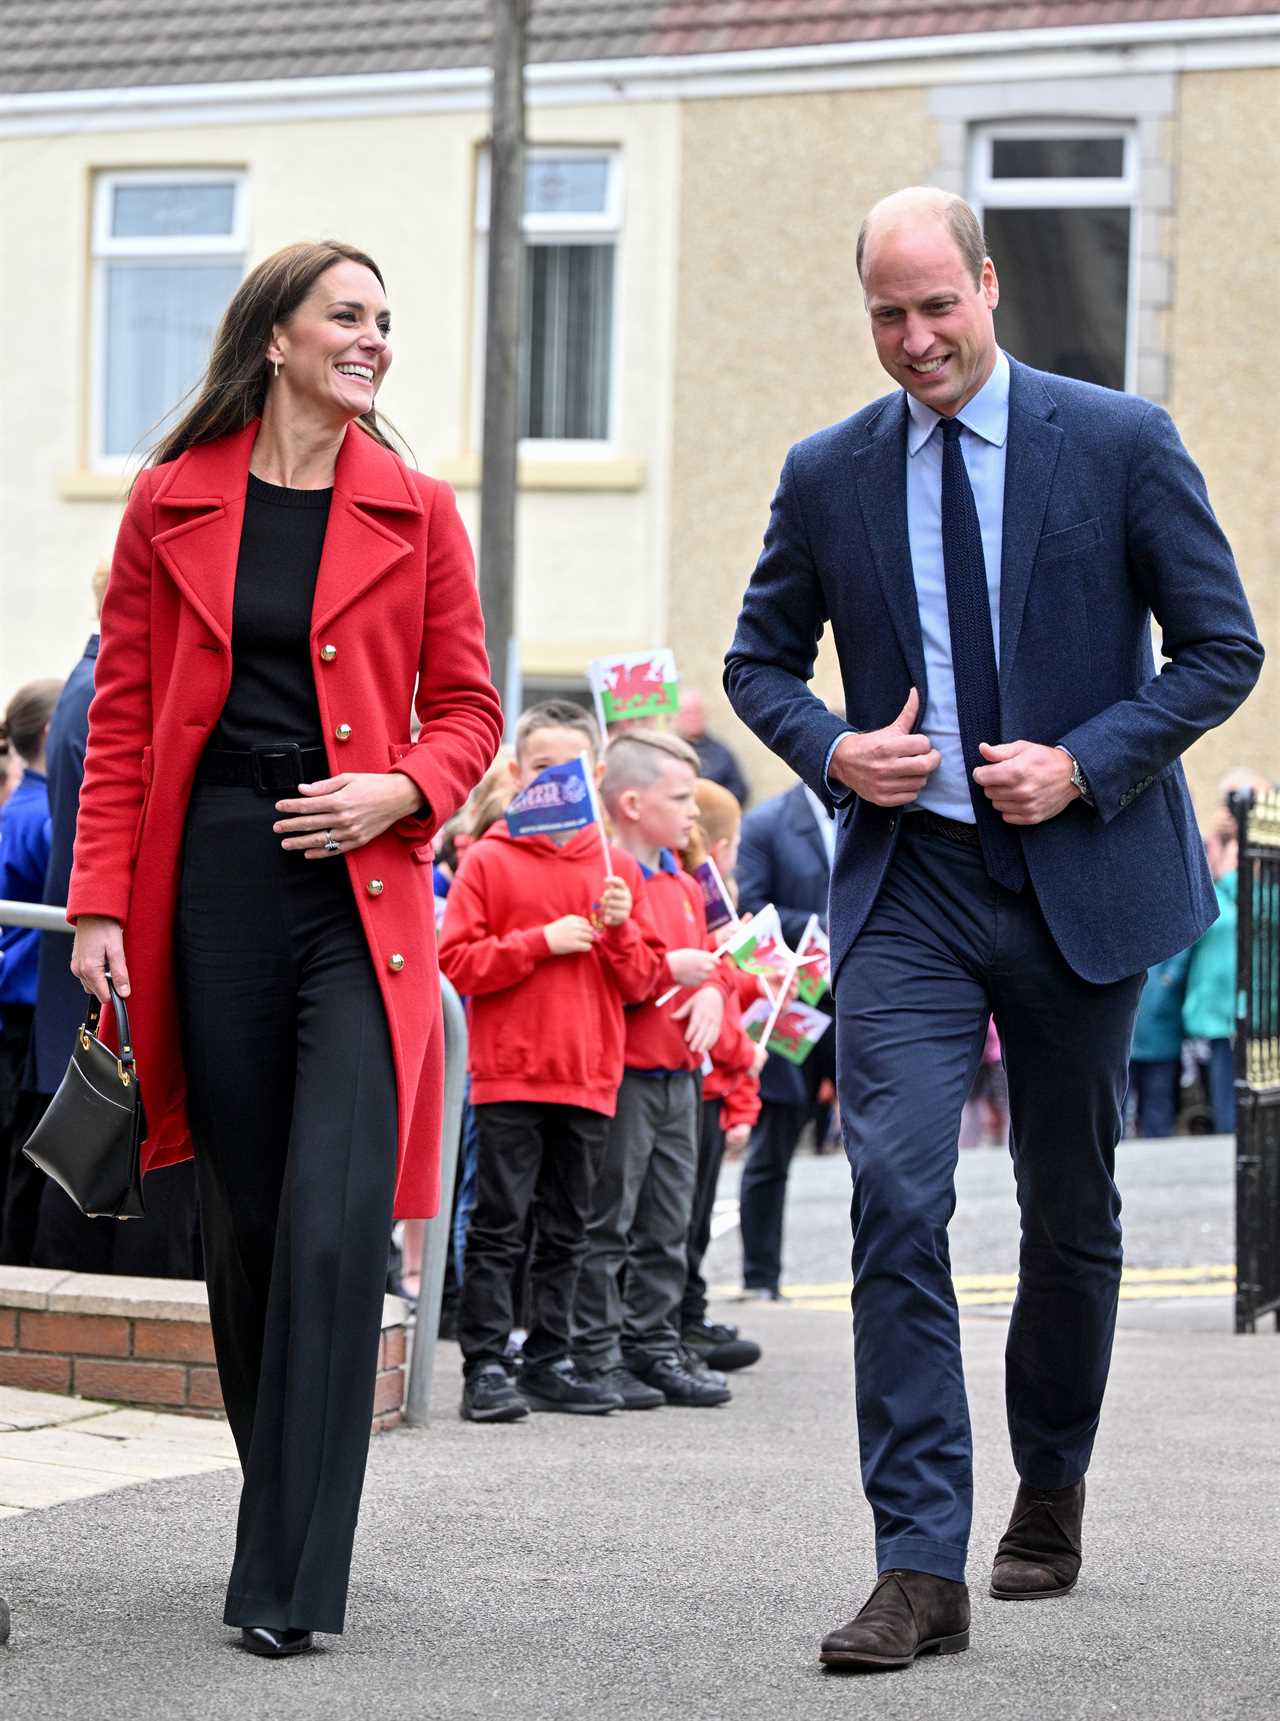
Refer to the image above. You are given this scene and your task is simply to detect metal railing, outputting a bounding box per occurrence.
[1232,790,1280,1333]
[0,896,468,1410]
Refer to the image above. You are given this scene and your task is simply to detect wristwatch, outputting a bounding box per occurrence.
[1058,747,1093,805]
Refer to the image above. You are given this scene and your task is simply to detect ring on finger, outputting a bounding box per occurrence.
[323,831,342,854]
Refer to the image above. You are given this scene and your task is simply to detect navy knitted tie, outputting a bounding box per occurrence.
[938,416,1026,892]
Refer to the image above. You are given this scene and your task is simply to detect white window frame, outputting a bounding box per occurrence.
[90,168,248,470]
[472,147,624,455]
[969,123,1140,395]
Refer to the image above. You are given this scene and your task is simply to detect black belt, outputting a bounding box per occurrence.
[196,743,329,796]
[905,809,982,848]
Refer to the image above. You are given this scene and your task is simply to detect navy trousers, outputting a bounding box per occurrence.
[836,820,1143,1582]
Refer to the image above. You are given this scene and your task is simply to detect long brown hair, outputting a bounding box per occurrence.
[0,678,63,766]
[144,240,403,472]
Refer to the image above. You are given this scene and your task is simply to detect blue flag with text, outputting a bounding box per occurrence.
[505,754,600,840]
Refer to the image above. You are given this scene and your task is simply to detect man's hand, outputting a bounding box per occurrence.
[274,771,422,858]
[666,947,719,989]
[671,984,724,1056]
[972,741,1079,826]
[828,689,941,807]
[544,914,597,956]
[598,875,632,927]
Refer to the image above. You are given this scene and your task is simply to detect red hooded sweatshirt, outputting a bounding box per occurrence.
[705,965,763,1133]
[438,821,665,1116]
[622,852,735,1074]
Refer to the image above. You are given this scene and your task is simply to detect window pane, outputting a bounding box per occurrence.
[524,157,609,218]
[111,182,237,238]
[103,261,241,455]
[990,138,1125,179]
[986,206,1129,390]
[520,243,614,440]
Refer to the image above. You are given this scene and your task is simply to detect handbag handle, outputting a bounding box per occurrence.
[83,979,136,1075]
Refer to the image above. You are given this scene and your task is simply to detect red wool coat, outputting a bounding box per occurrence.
[66,419,503,1219]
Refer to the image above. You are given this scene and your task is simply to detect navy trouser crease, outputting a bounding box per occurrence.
[176,783,398,1635]
[836,823,1142,1582]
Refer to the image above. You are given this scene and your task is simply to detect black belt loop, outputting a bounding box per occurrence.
[197,743,329,796]
[905,809,983,849]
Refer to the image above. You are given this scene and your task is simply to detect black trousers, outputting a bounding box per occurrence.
[176,783,398,1635]
[0,1004,40,1264]
[836,820,1143,1581]
[681,1096,726,1325]
[458,1099,606,1371]
[738,1101,809,1294]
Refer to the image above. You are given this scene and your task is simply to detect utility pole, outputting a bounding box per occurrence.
[478,0,527,728]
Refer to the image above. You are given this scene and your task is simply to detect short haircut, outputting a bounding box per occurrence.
[600,729,699,806]
[513,698,600,763]
[856,191,987,289]
[694,779,742,848]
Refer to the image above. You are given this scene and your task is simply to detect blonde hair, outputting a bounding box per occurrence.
[600,729,699,807]
[694,778,742,849]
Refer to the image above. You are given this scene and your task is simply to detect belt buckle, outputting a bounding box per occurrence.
[250,743,304,797]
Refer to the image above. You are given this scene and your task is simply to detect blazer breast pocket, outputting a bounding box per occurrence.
[1034,517,1102,567]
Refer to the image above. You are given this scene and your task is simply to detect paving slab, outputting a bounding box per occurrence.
[0,1387,107,1432]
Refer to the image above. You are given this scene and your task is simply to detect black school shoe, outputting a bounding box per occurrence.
[240,1627,314,1658]
[682,1319,762,1372]
[633,1353,732,1408]
[461,1362,529,1422]
[579,1362,665,1410]
[518,1357,622,1414]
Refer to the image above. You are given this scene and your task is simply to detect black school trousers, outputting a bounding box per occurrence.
[176,782,398,1635]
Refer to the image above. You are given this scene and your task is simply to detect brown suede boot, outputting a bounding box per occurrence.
[820,1570,970,1669]
[990,1477,1086,1600]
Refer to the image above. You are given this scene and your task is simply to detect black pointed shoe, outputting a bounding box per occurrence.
[239,1626,314,1658]
[990,1477,1085,1600]
[820,1571,970,1669]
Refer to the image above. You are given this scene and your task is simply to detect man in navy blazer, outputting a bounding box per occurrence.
[735,779,834,1297]
[725,188,1261,1671]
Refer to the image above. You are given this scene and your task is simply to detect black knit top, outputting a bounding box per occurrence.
[210,474,332,752]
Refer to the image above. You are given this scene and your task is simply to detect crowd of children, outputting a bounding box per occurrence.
[435,699,771,1422]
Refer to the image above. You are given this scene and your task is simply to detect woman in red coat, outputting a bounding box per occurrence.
[68,240,502,1656]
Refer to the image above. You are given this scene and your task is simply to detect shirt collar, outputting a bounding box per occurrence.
[638,847,681,881]
[906,348,1010,457]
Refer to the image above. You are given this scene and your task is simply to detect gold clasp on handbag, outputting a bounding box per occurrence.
[79,1027,92,1052]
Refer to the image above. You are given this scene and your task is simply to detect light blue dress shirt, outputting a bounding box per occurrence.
[825,350,1010,823]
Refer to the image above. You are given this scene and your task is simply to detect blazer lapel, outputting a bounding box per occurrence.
[311,426,423,637]
[999,361,1064,700]
[150,421,259,651]
[850,395,928,698]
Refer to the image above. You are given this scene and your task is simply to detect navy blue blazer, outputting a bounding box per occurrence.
[736,781,832,1106]
[33,636,97,1094]
[725,358,1263,987]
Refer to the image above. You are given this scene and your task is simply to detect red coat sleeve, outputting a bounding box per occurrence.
[67,473,158,925]
[720,1070,762,1135]
[389,479,503,841]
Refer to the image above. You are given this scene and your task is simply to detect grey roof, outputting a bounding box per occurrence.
[1,1,1275,96]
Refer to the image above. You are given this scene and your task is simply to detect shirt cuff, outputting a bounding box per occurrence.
[823,731,856,806]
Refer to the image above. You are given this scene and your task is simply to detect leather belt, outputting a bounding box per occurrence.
[904,809,982,848]
[196,743,329,797]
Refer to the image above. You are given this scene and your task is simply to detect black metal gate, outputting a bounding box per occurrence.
[1234,789,1280,1333]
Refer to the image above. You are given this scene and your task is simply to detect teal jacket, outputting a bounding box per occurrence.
[1183,871,1237,1041]
[1131,948,1192,1062]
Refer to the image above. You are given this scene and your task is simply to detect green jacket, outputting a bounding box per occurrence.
[1183,872,1237,1042]
[1131,948,1192,1061]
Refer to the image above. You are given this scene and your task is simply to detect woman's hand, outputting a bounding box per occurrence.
[273,772,424,858]
[71,915,129,1002]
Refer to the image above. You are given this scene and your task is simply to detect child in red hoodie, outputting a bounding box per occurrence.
[574,731,735,1410]
[439,701,663,1423]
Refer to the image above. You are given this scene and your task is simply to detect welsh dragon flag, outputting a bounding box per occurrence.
[718,906,793,984]
[587,649,679,725]
[794,914,831,1006]
[743,998,832,1066]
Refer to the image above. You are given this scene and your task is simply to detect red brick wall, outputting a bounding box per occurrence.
[0,1306,406,1432]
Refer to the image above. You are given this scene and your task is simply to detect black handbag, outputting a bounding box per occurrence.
[22,981,147,1220]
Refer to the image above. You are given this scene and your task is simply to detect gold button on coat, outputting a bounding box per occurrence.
[320,644,337,662]
[366,879,384,896]
[388,953,405,972]
[335,723,352,741]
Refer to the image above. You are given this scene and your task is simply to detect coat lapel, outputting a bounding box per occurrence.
[850,394,928,698]
[311,426,422,637]
[150,421,258,651]
[999,360,1063,700]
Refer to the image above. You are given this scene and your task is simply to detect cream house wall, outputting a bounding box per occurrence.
[0,98,681,700]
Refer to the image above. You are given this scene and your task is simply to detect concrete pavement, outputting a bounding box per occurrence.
[1,1301,1277,1720]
